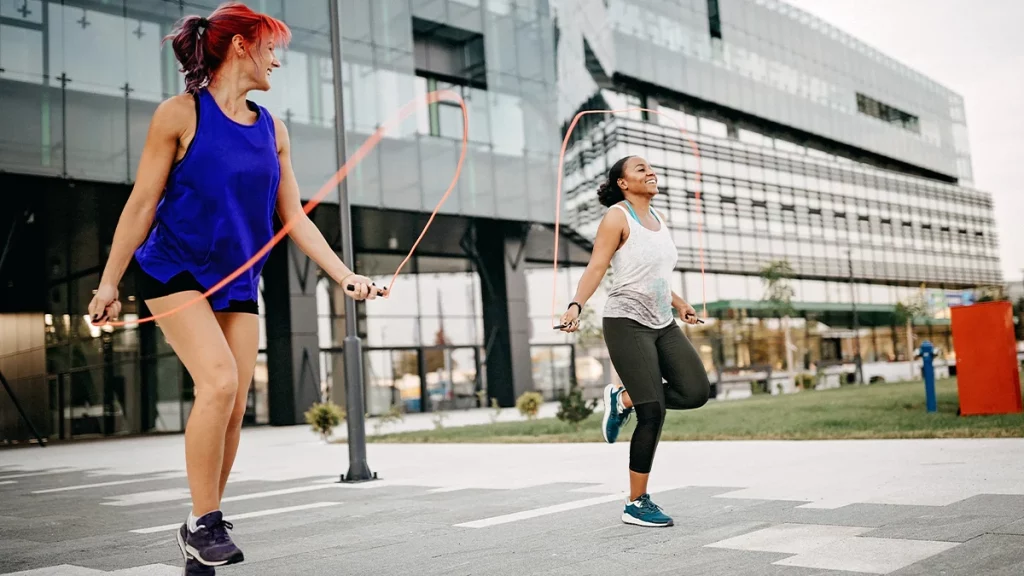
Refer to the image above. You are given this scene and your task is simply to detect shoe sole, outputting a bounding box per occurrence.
[621,512,674,527]
[602,384,615,444]
[176,527,190,574]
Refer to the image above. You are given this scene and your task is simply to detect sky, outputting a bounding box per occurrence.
[784,0,1024,285]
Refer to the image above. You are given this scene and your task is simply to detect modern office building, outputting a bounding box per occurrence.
[0,0,590,443]
[0,0,1002,442]
[547,0,1003,377]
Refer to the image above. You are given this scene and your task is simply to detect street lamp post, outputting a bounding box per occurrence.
[329,0,374,483]
[848,249,863,384]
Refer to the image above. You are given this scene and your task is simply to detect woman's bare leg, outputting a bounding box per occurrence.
[146,293,238,518]
[214,311,260,499]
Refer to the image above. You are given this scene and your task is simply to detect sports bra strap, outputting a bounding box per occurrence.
[620,200,659,224]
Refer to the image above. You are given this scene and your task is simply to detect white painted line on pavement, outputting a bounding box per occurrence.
[172,479,394,507]
[0,468,74,481]
[217,483,336,503]
[32,474,184,494]
[0,480,16,486]
[107,564,181,576]
[455,494,623,528]
[0,564,106,575]
[102,488,193,507]
[428,486,470,493]
[130,502,342,534]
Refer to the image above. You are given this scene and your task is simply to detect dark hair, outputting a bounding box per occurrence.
[164,2,291,94]
[597,155,634,207]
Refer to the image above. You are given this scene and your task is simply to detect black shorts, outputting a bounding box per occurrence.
[137,269,259,315]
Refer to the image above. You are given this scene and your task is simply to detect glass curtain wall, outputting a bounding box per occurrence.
[564,109,1001,287]
[317,254,485,416]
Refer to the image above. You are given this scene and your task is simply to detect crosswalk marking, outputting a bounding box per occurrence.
[32,475,184,495]
[0,564,179,576]
[1,565,105,575]
[455,494,623,528]
[130,501,342,534]
[0,469,74,481]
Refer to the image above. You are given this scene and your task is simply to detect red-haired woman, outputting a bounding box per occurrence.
[88,3,381,572]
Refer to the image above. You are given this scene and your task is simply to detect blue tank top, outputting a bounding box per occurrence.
[135,88,280,309]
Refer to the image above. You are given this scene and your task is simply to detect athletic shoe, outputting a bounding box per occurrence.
[181,511,244,567]
[622,494,674,527]
[602,384,633,444]
[176,523,216,575]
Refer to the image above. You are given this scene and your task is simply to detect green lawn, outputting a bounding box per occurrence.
[370,377,1024,444]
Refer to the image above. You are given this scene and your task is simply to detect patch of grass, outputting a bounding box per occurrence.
[370,377,1024,444]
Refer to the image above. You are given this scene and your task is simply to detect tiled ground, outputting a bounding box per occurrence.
[1,429,1023,575]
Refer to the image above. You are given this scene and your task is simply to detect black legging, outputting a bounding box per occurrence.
[603,317,711,474]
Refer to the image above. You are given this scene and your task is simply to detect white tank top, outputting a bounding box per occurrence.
[603,202,679,329]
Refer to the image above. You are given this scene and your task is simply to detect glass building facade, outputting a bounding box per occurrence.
[0,0,576,443]
[547,0,1002,375]
[0,0,1003,442]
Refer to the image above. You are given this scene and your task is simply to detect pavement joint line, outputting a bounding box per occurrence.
[129,502,343,534]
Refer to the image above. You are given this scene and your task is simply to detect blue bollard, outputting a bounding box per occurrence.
[921,340,936,413]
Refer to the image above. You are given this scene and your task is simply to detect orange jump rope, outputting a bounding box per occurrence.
[96,89,468,327]
[93,96,705,331]
[551,107,707,328]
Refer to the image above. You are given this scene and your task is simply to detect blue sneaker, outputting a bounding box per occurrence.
[181,511,244,567]
[176,523,216,575]
[602,384,633,443]
[622,494,674,527]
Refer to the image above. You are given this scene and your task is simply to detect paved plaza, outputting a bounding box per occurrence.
[2,425,1023,575]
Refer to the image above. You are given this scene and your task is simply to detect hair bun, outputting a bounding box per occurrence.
[596,180,623,208]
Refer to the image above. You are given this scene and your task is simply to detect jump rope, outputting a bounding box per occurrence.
[93,93,707,331]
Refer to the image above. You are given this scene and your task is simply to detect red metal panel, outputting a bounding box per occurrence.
[951,300,1022,416]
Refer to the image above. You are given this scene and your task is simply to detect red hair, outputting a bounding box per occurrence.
[165,2,291,94]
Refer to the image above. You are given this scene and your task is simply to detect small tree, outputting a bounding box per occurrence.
[760,260,796,316]
[575,306,604,349]
[894,292,929,379]
[760,259,796,370]
[373,404,405,435]
[556,385,599,431]
[571,269,614,350]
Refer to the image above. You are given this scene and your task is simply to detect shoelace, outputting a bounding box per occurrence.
[638,495,662,513]
[210,519,235,545]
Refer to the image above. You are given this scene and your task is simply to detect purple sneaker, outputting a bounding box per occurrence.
[181,511,244,567]
[176,523,216,575]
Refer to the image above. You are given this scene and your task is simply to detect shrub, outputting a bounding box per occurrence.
[489,397,503,424]
[556,386,599,430]
[432,410,448,430]
[795,373,816,390]
[515,391,544,420]
[373,404,405,435]
[304,402,345,441]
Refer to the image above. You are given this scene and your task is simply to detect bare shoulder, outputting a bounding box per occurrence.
[270,114,290,152]
[601,203,628,227]
[153,93,194,125]
[596,204,628,239]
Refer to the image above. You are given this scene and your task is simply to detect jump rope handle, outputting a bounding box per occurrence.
[346,284,386,297]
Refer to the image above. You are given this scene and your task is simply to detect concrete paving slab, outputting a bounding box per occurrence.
[2,429,1024,575]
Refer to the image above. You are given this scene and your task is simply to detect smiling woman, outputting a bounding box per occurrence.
[84,3,385,574]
